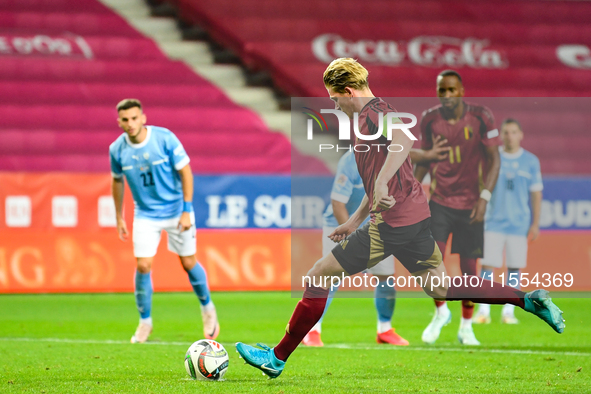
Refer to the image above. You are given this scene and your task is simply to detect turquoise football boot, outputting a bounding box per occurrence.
[235,342,285,379]
[524,289,565,333]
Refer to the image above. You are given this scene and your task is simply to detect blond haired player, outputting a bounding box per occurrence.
[235,59,564,379]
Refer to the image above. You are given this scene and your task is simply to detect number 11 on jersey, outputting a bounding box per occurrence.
[141,171,155,187]
[449,146,461,164]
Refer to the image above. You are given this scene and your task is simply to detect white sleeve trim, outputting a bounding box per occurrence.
[173,145,184,155]
[111,172,123,179]
[529,183,543,192]
[174,156,190,170]
[331,192,350,204]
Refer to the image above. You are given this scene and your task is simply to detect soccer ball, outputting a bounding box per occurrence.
[184,339,229,381]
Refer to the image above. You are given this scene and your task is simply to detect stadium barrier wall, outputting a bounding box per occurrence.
[0,173,589,293]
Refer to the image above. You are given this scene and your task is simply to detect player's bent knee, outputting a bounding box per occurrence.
[423,283,448,299]
[414,264,449,299]
[179,255,197,271]
[304,252,347,289]
[136,257,153,273]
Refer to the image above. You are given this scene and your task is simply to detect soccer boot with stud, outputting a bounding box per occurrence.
[235,342,285,379]
[523,289,565,333]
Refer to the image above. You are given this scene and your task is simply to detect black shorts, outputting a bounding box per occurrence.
[331,218,442,276]
[429,200,484,259]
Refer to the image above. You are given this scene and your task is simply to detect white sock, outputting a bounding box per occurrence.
[460,317,472,329]
[437,303,450,315]
[502,303,515,316]
[200,301,215,312]
[477,303,490,316]
[140,317,153,326]
[310,322,322,333]
[377,320,392,334]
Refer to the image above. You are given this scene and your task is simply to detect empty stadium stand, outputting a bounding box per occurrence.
[0,0,330,174]
[170,0,591,174]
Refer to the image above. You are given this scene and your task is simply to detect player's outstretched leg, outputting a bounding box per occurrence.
[446,285,565,334]
[303,286,337,347]
[131,266,153,343]
[183,257,219,340]
[236,283,327,378]
[429,272,565,334]
[374,280,408,346]
[237,252,343,378]
[416,254,565,335]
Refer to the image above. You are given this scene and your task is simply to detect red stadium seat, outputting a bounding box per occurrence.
[170,0,591,173]
[0,0,331,174]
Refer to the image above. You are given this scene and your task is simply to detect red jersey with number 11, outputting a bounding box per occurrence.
[420,102,500,210]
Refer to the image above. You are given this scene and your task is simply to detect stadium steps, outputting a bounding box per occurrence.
[98,0,340,173]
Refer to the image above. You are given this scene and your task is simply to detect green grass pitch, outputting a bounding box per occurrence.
[1,292,590,393]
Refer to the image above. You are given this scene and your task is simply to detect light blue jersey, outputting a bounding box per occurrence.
[323,151,368,227]
[485,147,543,236]
[109,126,191,220]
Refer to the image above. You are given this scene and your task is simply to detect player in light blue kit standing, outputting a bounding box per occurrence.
[110,99,219,343]
[474,118,543,324]
[303,140,449,347]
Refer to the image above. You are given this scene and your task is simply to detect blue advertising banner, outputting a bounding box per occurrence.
[193,175,591,230]
[193,175,291,229]
[540,177,591,230]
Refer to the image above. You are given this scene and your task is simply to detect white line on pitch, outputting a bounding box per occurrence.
[0,337,588,357]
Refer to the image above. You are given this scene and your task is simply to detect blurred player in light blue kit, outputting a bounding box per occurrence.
[474,118,543,324]
[109,99,219,343]
[304,140,448,347]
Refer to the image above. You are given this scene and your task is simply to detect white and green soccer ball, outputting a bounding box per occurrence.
[184,339,229,381]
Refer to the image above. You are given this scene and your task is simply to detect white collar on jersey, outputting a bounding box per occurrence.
[124,125,152,149]
[499,146,524,159]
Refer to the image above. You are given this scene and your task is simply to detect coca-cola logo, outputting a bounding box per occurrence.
[0,34,94,59]
[556,45,591,69]
[312,34,508,69]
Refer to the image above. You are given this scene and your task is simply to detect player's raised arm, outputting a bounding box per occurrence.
[177,163,194,232]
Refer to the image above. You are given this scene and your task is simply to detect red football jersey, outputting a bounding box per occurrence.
[355,98,431,228]
[420,102,500,210]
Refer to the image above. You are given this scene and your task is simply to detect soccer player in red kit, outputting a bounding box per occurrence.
[416,70,500,345]
[235,58,564,379]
